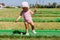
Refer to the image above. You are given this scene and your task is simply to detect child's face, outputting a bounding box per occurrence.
[22,7,29,12]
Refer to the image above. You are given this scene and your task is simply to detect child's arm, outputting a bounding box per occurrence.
[30,8,37,14]
[15,11,23,22]
[15,16,21,22]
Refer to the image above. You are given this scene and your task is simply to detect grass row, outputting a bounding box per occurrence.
[37,10,60,14]
[0,17,60,22]
[0,22,60,30]
[0,8,60,18]
[0,36,60,40]
[33,14,60,17]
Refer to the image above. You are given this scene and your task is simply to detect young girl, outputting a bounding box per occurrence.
[16,2,37,35]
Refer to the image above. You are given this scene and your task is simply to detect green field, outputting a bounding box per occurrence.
[0,8,60,40]
[0,30,60,40]
[0,17,60,22]
[0,8,60,18]
[0,36,60,40]
[0,22,60,30]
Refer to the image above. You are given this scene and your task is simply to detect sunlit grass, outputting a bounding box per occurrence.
[0,22,60,30]
[0,8,60,18]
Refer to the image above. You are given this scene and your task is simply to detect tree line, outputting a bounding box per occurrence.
[5,2,60,8]
[30,2,60,8]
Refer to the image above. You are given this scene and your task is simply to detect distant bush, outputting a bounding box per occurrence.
[57,5,60,8]
[5,6,10,8]
[17,6,21,8]
[5,6,15,8]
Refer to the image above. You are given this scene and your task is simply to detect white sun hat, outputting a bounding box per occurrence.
[22,2,29,8]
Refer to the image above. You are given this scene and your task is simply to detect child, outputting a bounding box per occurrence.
[16,2,37,35]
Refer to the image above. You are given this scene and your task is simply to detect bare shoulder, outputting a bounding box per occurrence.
[20,10,23,16]
[21,10,23,13]
[29,9,32,12]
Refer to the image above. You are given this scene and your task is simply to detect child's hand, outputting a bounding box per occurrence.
[15,20,18,23]
[34,7,37,13]
[15,16,21,23]
[34,5,37,13]
[34,9,37,13]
